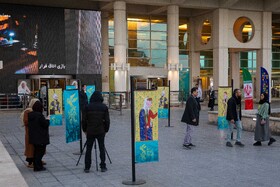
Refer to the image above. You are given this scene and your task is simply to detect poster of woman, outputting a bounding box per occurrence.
[17,80,31,95]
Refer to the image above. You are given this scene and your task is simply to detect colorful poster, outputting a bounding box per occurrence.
[217,87,232,130]
[66,85,76,90]
[261,67,270,100]
[63,90,80,143]
[242,68,253,110]
[157,87,169,119]
[179,69,190,101]
[48,88,63,126]
[135,90,159,163]
[86,85,95,103]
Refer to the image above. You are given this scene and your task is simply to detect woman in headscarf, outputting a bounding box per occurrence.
[253,93,276,146]
[20,98,39,168]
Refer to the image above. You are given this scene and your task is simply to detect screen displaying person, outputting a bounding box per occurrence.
[18,80,31,95]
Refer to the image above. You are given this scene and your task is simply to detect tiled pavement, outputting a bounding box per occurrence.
[0,103,280,187]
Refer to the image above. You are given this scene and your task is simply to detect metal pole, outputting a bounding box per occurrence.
[168,80,171,127]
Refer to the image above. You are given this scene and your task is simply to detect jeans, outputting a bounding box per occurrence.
[227,120,242,142]
[183,124,193,145]
[85,134,106,169]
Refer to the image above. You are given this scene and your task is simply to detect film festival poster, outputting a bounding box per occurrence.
[157,87,169,119]
[134,90,159,163]
[217,87,232,130]
[63,89,80,143]
[86,85,96,102]
[48,88,63,126]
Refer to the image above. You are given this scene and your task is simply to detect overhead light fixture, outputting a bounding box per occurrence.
[166,63,183,71]
[110,63,130,71]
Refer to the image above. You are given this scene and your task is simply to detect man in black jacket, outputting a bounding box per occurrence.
[82,91,110,173]
[79,84,88,112]
[181,87,200,149]
[226,88,244,147]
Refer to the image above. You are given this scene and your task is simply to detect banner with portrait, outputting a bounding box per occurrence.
[135,90,159,163]
[86,85,95,102]
[217,87,232,130]
[17,79,31,95]
[48,88,63,126]
[261,67,270,99]
[242,68,253,110]
[63,89,80,143]
[157,87,169,119]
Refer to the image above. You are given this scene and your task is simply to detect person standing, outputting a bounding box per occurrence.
[253,93,276,146]
[195,83,202,111]
[208,87,215,111]
[181,87,200,149]
[82,91,110,173]
[28,101,50,171]
[226,89,244,147]
[79,84,88,112]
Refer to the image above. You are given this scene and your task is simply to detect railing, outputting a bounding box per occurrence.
[0,93,29,110]
[102,92,130,115]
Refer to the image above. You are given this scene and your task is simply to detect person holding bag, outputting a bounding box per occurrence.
[253,93,276,146]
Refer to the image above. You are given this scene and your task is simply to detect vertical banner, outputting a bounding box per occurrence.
[157,87,169,119]
[63,90,80,143]
[86,85,95,103]
[217,87,232,129]
[48,88,63,126]
[242,68,253,110]
[135,91,159,163]
[261,67,270,99]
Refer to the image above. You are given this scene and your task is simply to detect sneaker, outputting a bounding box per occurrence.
[235,141,245,147]
[268,138,276,146]
[84,168,90,173]
[189,143,196,147]
[253,141,262,146]
[183,144,191,149]
[226,142,233,147]
[100,167,107,172]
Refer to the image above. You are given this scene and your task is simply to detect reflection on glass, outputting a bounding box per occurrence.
[201,20,211,45]
[233,17,254,43]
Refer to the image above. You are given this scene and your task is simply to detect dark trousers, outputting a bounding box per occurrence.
[85,134,106,169]
[33,144,46,170]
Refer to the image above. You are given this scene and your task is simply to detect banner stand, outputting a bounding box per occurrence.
[165,80,173,127]
[122,76,146,185]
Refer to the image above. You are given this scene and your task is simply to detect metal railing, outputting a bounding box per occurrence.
[102,92,130,115]
[0,93,29,110]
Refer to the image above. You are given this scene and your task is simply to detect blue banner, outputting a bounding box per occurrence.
[261,67,269,99]
[86,85,95,103]
[63,90,80,143]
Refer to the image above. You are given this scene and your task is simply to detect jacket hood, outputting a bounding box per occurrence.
[90,91,104,103]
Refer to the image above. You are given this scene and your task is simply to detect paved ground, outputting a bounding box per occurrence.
[0,103,280,187]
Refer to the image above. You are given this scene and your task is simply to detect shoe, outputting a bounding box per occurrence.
[226,142,233,147]
[84,168,90,173]
[27,163,34,168]
[42,161,46,165]
[34,167,46,172]
[268,138,276,146]
[235,141,245,147]
[253,141,262,146]
[100,167,107,172]
[183,144,191,149]
[189,143,196,147]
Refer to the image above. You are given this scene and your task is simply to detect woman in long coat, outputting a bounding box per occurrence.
[20,98,39,168]
[253,93,276,146]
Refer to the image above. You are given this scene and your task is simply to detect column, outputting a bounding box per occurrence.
[101,12,109,92]
[114,1,127,92]
[256,12,272,101]
[167,5,179,91]
[213,9,229,90]
[230,52,240,89]
[189,18,200,87]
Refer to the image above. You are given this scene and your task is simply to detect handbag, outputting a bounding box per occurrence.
[260,119,266,125]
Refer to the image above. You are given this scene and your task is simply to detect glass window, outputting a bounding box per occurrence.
[128,21,150,31]
[128,40,150,49]
[151,32,167,41]
[151,41,167,49]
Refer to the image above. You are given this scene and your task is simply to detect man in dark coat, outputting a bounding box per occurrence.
[226,88,244,147]
[82,91,110,173]
[79,84,88,112]
[181,87,200,149]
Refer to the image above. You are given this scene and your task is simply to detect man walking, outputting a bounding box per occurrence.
[181,87,200,149]
[82,91,110,173]
[226,89,244,147]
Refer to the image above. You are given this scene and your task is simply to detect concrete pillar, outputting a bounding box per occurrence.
[114,1,127,92]
[256,12,272,101]
[213,9,229,90]
[101,12,109,92]
[230,52,240,89]
[189,18,200,87]
[167,5,179,91]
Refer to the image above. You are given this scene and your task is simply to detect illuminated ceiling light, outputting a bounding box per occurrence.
[179,24,188,30]
[127,18,143,21]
